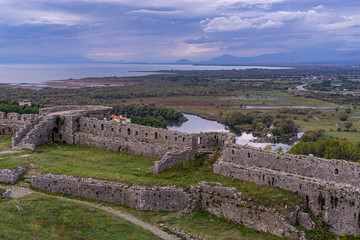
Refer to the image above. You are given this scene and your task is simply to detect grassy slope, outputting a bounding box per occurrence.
[0,193,160,240]
[0,135,12,152]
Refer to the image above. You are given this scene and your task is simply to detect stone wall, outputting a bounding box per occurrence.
[150,148,197,174]
[0,190,11,199]
[32,174,190,211]
[196,182,306,239]
[0,167,26,184]
[39,105,111,119]
[0,124,21,135]
[0,112,38,124]
[31,173,307,239]
[214,145,360,235]
[222,145,360,187]
[74,132,169,158]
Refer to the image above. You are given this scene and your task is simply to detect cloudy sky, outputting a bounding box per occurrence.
[0,0,359,63]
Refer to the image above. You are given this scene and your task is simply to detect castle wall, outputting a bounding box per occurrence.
[39,105,111,119]
[0,112,38,125]
[150,148,197,173]
[196,182,305,239]
[78,118,193,149]
[222,145,360,187]
[0,124,21,135]
[214,152,360,235]
[0,167,26,184]
[31,173,306,239]
[74,132,169,158]
[32,174,190,211]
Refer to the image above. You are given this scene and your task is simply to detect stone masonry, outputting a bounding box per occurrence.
[214,144,360,235]
[32,174,306,239]
[0,167,26,184]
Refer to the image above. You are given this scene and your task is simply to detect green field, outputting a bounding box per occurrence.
[0,193,160,240]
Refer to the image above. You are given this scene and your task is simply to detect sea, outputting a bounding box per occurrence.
[0,63,290,84]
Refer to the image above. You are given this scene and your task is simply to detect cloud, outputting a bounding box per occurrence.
[126,9,183,16]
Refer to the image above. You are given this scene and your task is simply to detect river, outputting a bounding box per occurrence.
[168,114,302,152]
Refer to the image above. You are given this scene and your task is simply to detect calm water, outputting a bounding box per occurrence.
[168,114,301,151]
[0,63,290,84]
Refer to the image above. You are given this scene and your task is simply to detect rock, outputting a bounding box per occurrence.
[298,212,316,230]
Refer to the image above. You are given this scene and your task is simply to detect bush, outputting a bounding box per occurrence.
[289,138,360,162]
[346,108,352,114]
[339,113,348,121]
[344,122,353,129]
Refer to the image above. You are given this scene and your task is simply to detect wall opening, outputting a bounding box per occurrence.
[136,131,138,136]
[247,152,251,158]
[59,133,62,140]
[175,137,177,141]
[306,195,309,208]
[93,124,96,129]
[111,128,114,132]
[334,168,339,175]
[165,136,168,140]
[127,128,131,136]
[318,193,326,211]
[198,137,202,145]
[84,123,87,127]
[101,124,104,131]
[183,137,185,142]
[24,117,27,121]
[232,149,235,155]
[51,127,59,143]
[155,132,158,139]
[145,132,148,137]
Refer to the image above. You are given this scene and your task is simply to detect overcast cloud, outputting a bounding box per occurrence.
[0,0,359,62]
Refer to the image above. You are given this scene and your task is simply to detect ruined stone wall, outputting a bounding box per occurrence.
[222,145,360,187]
[150,148,197,174]
[74,132,169,158]
[0,112,38,124]
[0,189,11,199]
[0,124,21,135]
[78,117,228,151]
[196,182,305,239]
[31,173,307,239]
[39,105,111,119]
[214,147,360,235]
[78,117,194,149]
[0,167,26,184]
[32,174,190,211]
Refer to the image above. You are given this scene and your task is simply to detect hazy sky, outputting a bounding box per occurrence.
[1,0,359,63]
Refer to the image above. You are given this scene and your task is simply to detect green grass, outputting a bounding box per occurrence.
[0,188,5,195]
[0,135,12,152]
[0,139,302,214]
[0,193,161,240]
[114,209,284,240]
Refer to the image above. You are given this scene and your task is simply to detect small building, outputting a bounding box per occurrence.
[19,99,32,106]
[110,114,131,124]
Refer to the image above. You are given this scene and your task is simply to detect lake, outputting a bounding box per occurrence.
[0,63,290,84]
[0,63,288,83]
[168,114,302,152]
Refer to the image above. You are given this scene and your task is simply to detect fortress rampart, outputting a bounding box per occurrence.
[2,105,360,237]
[31,174,306,239]
[214,145,360,235]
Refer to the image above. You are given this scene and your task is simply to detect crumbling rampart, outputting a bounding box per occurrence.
[214,145,360,235]
[0,166,26,184]
[32,173,306,239]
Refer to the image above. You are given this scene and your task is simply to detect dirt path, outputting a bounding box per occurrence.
[0,184,178,240]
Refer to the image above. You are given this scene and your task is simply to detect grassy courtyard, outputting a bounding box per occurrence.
[0,136,302,214]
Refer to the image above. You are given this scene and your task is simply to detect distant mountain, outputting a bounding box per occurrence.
[197,49,360,65]
[174,59,194,64]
